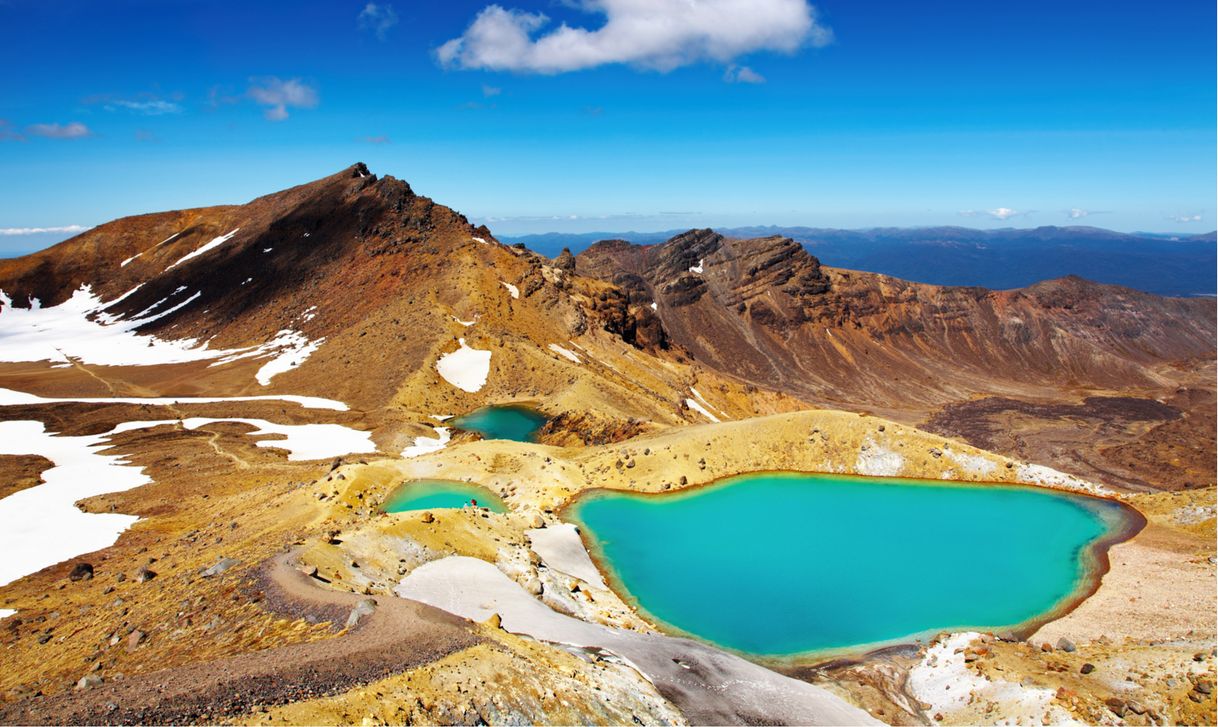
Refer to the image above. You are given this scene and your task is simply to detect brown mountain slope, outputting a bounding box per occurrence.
[575,229,1216,490]
[0,165,739,435]
[575,229,1216,413]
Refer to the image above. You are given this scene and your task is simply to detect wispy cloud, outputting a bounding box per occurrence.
[481,84,502,97]
[27,122,92,139]
[86,93,183,116]
[247,77,318,121]
[1170,213,1203,223]
[358,3,399,40]
[1068,208,1089,219]
[359,135,392,144]
[437,0,831,74]
[723,64,766,84]
[959,207,1030,221]
[0,119,24,141]
[0,225,89,236]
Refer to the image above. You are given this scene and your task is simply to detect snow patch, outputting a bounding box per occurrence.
[111,418,375,461]
[548,343,581,363]
[165,228,239,270]
[685,398,720,423]
[501,281,519,299]
[650,301,658,311]
[689,259,704,274]
[402,426,451,458]
[526,524,607,589]
[0,285,238,367]
[472,236,488,244]
[0,386,349,411]
[253,330,325,386]
[119,253,140,268]
[0,420,147,587]
[436,338,491,393]
[453,316,476,327]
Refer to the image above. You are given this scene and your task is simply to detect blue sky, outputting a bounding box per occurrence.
[0,0,1214,254]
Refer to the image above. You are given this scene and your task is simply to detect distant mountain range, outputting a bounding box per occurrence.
[503,226,1217,297]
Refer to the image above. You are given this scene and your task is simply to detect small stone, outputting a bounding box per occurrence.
[134,568,157,583]
[126,630,145,651]
[1080,663,1095,674]
[1105,698,1127,717]
[76,674,103,690]
[68,563,94,582]
[200,557,239,578]
[1056,637,1076,652]
[420,512,435,524]
[1040,642,1053,652]
[345,598,377,629]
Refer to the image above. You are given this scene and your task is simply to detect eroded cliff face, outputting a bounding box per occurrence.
[577,229,1217,413]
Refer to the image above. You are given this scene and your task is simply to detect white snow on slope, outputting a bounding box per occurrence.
[436,338,491,393]
[253,330,325,386]
[526,524,606,588]
[501,281,519,299]
[0,414,375,591]
[120,254,140,268]
[120,232,180,268]
[685,397,720,423]
[402,426,451,458]
[111,418,376,461]
[548,343,581,363]
[165,229,239,271]
[690,387,726,417]
[472,236,488,244]
[689,259,704,274]
[0,285,227,366]
[0,386,348,411]
[0,420,147,588]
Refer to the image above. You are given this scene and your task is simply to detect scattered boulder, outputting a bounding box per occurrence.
[345,598,377,629]
[420,512,435,524]
[1056,637,1076,653]
[68,563,94,582]
[1104,697,1127,717]
[200,557,239,578]
[126,630,145,652]
[1080,662,1095,674]
[134,567,157,583]
[76,674,103,690]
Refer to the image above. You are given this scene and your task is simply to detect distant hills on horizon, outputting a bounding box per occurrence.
[502,225,1217,298]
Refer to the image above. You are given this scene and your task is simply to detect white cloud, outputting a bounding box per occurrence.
[724,64,765,83]
[0,226,89,236]
[107,99,182,115]
[482,84,503,97]
[247,78,318,121]
[26,122,91,139]
[1171,213,1203,223]
[437,0,831,74]
[358,3,399,40]
[958,207,1029,221]
[1068,208,1088,219]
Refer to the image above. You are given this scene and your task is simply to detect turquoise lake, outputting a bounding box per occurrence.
[383,479,507,513]
[452,405,547,442]
[569,472,1129,658]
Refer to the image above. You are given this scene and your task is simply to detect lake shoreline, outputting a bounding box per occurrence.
[561,470,1147,667]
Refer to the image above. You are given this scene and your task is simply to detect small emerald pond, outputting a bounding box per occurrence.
[568,472,1137,658]
[383,480,507,513]
[452,404,547,442]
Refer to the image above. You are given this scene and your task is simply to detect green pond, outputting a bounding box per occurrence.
[452,405,547,442]
[568,472,1133,658]
[383,479,507,513]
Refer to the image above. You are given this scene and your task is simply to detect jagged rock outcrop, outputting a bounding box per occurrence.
[577,230,1217,412]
